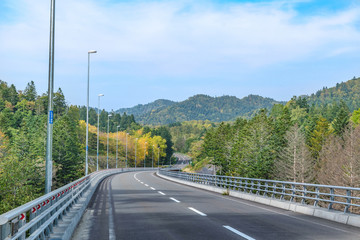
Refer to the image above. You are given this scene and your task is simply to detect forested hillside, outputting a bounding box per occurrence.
[116,99,175,117]
[124,94,283,125]
[188,91,360,189]
[307,77,360,112]
[0,80,172,214]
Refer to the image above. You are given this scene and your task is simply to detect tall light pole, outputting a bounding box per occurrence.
[144,142,147,168]
[152,145,154,168]
[116,125,120,168]
[45,0,56,194]
[158,147,160,168]
[125,133,129,168]
[107,114,112,169]
[86,49,97,176]
[135,138,138,168]
[96,94,104,171]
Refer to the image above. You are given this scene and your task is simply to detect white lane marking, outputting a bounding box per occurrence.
[134,172,140,181]
[170,197,180,203]
[108,182,116,240]
[140,182,144,184]
[223,226,255,240]
[153,169,353,234]
[188,207,207,216]
[158,191,166,195]
[150,187,156,190]
[145,184,149,187]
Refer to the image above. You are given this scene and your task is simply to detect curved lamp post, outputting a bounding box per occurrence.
[86,49,97,176]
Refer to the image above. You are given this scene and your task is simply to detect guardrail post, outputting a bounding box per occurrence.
[344,189,351,213]
[280,183,285,200]
[290,184,295,202]
[328,188,334,210]
[301,185,307,204]
[314,186,319,207]
[263,182,268,197]
[0,220,10,240]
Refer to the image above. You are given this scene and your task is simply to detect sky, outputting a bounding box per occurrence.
[0,0,360,110]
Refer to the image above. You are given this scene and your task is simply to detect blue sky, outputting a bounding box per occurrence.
[0,0,360,110]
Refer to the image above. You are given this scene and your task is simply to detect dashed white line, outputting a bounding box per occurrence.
[140,182,144,184]
[145,184,149,187]
[158,191,166,195]
[170,197,180,203]
[150,187,156,190]
[223,226,256,240]
[188,207,207,216]
[108,182,116,240]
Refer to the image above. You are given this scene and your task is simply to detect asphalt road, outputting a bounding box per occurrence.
[72,171,360,240]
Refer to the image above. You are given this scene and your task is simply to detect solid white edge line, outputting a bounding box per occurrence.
[188,207,207,216]
[223,226,256,240]
[158,191,166,195]
[170,197,180,203]
[150,187,156,190]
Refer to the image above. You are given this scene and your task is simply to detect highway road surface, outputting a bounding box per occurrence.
[72,171,360,240]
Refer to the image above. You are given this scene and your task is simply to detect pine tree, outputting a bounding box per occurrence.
[308,117,332,160]
[53,115,84,188]
[23,81,37,102]
[53,88,66,116]
[332,101,350,136]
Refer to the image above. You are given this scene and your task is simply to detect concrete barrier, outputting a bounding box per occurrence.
[157,172,360,228]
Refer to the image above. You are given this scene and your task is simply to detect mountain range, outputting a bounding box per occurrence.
[116,94,284,125]
[116,77,360,125]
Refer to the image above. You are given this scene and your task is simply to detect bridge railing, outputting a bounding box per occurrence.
[0,168,153,240]
[159,170,360,214]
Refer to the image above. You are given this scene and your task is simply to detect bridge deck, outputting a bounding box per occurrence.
[72,171,360,240]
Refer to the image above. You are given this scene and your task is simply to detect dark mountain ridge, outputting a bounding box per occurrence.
[116,94,284,125]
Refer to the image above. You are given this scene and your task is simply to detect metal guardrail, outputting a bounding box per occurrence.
[0,168,154,240]
[159,170,360,214]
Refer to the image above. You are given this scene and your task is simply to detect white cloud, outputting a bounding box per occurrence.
[1,1,360,63]
[0,0,360,107]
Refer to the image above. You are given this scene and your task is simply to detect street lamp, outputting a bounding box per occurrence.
[152,145,154,168]
[45,0,56,193]
[135,138,138,168]
[107,114,112,169]
[125,133,129,168]
[144,142,147,168]
[86,49,97,176]
[158,147,160,169]
[116,125,120,168]
[96,94,104,171]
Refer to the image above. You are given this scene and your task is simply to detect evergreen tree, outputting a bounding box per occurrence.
[23,81,37,102]
[53,88,66,116]
[53,114,84,188]
[8,84,19,106]
[332,101,350,136]
[308,117,332,160]
[241,110,275,179]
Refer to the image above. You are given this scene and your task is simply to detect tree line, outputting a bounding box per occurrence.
[0,80,173,214]
[193,96,360,188]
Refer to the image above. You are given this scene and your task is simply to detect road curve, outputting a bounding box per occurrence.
[72,171,360,240]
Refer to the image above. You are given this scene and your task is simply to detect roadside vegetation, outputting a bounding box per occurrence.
[0,80,173,214]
